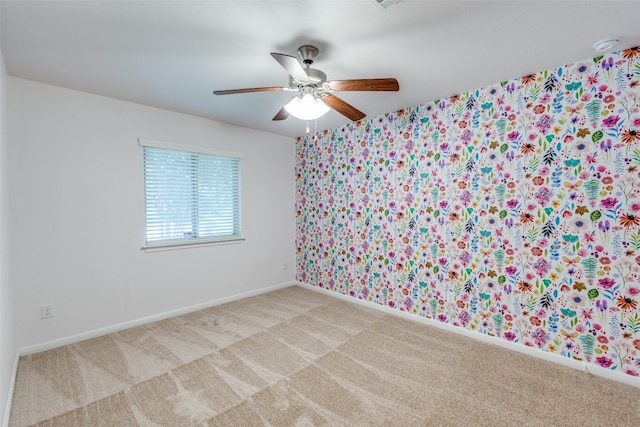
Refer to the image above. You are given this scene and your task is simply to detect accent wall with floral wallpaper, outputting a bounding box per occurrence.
[295,46,640,378]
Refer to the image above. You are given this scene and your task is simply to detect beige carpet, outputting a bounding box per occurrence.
[9,285,640,426]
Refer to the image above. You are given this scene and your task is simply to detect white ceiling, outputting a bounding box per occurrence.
[2,1,639,139]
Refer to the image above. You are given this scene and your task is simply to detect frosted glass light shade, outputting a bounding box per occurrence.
[284,93,330,120]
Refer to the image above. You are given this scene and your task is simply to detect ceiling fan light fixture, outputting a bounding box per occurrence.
[284,93,330,120]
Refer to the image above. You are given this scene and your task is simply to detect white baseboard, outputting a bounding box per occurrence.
[296,281,640,389]
[2,350,20,427]
[19,281,296,356]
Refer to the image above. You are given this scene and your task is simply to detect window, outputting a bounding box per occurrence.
[139,138,243,250]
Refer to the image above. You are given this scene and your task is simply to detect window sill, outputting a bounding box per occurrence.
[141,236,245,252]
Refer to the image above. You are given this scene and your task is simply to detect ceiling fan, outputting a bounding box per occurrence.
[213,45,399,122]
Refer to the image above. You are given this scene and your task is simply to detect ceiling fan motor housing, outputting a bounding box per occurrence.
[305,68,327,84]
[292,45,327,90]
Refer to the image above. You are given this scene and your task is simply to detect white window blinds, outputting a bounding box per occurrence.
[139,139,242,248]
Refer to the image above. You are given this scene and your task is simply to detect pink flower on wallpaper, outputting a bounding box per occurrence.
[507,131,520,142]
[506,199,519,209]
[504,331,517,341]
[596,356,614,368]
[603,115,621,127]
[598,277,616,290]
[601,197,619,209]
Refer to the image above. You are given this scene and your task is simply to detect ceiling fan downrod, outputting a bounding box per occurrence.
[297,45,319,66]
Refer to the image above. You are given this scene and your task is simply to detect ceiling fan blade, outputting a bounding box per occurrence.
[273,96,300,121]
[270,52,310,82]
[321,94,366,121]
[329,78,399,92]
[272,106,289,121]
[213,86,289,95]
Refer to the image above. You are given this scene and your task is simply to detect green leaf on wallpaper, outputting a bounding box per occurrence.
[581,258,597,280]
[583,179,600,206]
[561,308,577,318]
[626,312,640,334]
[544,207,553,216]
[545,134,554,143]
[433,266,440,273]
[419,281,428,288]
[499,210,507,219]
[562,234,578,243]
[629,230,640,251]
[467,146,474,153]
[384,259,389,265]
[480,166,492,174]
[496,117,507,139]
[542,279,552,288]
[500,143,508,154]
[492,313,504,331]
[593,55,604,64]
[434,210,440,218]
[384,159,390,166]
[632,148,640,166]
[498,275,506,284]
[467,207,474,215]
[590,210,602,221]
[434,153,441,161]
[592,130,603,143]
[479,292,490,301]
[500,81,508,87]
[430,243,438,258]
[466,268,473,276]
[579,334,595,356]
[494,183,506,204]
[480,230,491,237]
[564,159,580,168]
[587,288,599,300]
[420,227,428,234]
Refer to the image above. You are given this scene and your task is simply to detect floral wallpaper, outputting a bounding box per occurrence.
[295,47,640,378]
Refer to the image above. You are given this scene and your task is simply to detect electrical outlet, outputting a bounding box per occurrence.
[41,304,53,319]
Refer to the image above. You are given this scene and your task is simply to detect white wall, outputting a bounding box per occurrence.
[0,43,16,426]
[8,77,296,350]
